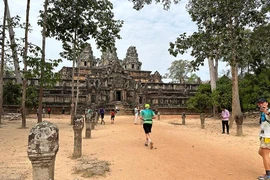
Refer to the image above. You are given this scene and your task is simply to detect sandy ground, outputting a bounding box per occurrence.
[0,113,265,180]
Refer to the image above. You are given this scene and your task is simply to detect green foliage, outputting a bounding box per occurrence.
[203,69,270,112]
[248,24,270,75]
[25,86,38,108]
[3,81,21,105]
[239,68,270,111]
[186,73,199,83]
[163,59,193,82]
[3,81,38,108]
[1,14,61,86]
[187,84,212,112]
[21,43,61,87]
[169,0,268,70]
[129,0,181,10]
[39,0,123,58]
[215,76,232,110]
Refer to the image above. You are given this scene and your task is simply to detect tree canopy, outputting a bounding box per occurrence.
[163,59,194,82]
[129,0,181,10]
[39,0,123,57]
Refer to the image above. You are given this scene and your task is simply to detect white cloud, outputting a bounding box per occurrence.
[0,0,229,81]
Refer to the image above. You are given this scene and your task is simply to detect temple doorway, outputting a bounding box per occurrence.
[116,91,121,101]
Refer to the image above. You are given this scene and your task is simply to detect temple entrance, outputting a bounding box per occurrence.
[116,91,121,101]
[139,97,143,104]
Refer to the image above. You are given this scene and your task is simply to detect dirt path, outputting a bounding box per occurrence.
[0,114,264,180]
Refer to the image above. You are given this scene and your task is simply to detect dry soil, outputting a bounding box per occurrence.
[0,114,264,180]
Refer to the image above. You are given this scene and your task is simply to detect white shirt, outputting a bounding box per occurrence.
[260,111,270,137]
[134,108,138,115]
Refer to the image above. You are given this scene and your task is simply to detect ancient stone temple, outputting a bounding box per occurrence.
[40,44,201,115]
[3,44,202,115]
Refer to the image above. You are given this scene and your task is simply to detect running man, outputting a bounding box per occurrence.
[140,104,156,149]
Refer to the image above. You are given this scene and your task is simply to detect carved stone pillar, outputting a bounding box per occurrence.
[91,112,96,130]
[73,115,84,158]
[157,112,160,120]
[28,121,59,180]
[200,113,205,129]
[85,113,91,139]
[182,112,186,125]
[95,112,99,125]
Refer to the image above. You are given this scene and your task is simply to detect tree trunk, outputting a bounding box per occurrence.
[70,57,75,124]
[235,114,243,136]
[70,31,77,124]
[208,57,218,117]
[75,65,80,116]
[5,0,22,84]
[230,59,243,135]
[21,0,31,128]
[38,0,49,123]
[0,0,8,125]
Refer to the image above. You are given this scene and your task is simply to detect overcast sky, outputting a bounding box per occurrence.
[0,0,229,81]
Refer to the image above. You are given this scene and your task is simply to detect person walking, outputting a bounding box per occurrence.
[61,107,65,118]
[140,104,156,149]
[115,106,119,116]
[99,107,105,125]
[257,98,270,180]
[221,106,230,134]
[110,109,116,124]
[47,108,51,118]
[134,106,139,125]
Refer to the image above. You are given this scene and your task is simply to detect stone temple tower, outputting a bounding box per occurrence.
[122,46,142,71]
[100,47,118,66]
[78,44,97,68]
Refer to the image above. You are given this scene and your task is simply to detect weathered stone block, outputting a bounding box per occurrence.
[28,121,59,180]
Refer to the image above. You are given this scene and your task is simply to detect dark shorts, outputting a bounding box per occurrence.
[100,113,104,119]
[143,123,152,134]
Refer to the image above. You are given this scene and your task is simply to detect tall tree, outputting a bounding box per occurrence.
[5,0,22,84]
[131,0,220,116]
[39,0,123,123]
[0,0,7,125]
[21,0,31,128]
[171,0,268,135]
[168,15,221,116]
[163,59,193,82]
[37,0,49,123]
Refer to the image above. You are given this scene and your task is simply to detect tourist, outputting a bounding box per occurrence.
[110,109,115,124]
[140,104,156,149]
[47,107,51,118]
[61,107,65,118]
[257,98,270,180]
[115,106,119,115]
[134,106,139,125]
[220,106,230,134]
[86,108,93,121]
[99,107,105,125]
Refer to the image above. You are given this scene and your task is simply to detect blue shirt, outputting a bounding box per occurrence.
[140,109,155,124]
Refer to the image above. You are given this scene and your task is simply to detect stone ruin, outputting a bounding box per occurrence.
[3,44,203,115]
[27,121,59,180]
